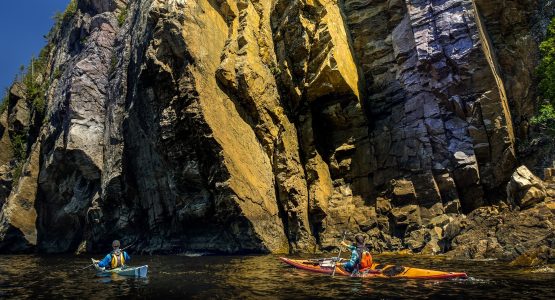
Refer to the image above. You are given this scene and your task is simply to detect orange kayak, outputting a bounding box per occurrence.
[279,257,467,279]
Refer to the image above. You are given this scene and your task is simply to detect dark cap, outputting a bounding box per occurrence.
[112,240,121,248]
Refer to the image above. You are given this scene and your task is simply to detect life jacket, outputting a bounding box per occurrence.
[360,251,373,269]
[356,246,372,269]
[110,250,125,269]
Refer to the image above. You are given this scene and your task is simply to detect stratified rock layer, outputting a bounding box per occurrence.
[0,0,554,259]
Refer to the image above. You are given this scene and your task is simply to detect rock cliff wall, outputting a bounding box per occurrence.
[0,0,553,260]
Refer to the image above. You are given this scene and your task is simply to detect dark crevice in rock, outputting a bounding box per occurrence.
[0,224,34,254]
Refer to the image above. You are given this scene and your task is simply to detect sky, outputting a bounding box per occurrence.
[0,0,69,99]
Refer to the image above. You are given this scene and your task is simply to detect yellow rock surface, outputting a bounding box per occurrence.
[4,143,41,245]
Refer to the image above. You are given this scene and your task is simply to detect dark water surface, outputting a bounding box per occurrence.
[1,254,554,299]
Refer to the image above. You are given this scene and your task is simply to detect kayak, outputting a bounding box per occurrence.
[91,259,148,278]
[279,257,467,279]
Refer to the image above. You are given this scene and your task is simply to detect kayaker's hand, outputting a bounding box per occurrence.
[99,266,105,271]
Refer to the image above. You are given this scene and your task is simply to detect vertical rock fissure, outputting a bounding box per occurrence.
[471,0,515,143]
[272,126,292,253]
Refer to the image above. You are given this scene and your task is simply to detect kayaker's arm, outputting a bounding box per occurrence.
[97,254,112,268]
[124,251,131,263]
[340,242,356,251]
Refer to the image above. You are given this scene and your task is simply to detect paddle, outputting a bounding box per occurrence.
[75,263,96,272]
[331,217,351,277]
[71,259,98,273]
[120,241,136,252]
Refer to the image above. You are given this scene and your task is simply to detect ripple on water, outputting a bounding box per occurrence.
[177,251,212,257]
[531,266,555,273]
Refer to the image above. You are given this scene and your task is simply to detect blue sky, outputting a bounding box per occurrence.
[0,1,69,98]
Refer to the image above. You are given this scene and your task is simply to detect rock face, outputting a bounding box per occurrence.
[0,0,554,257]
[0,143,41,253]
[0,110,14,204]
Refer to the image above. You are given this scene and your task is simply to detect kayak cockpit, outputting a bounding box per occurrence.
[91,258,148,278]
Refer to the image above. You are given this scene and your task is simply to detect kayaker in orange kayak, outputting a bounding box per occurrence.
[340,235,373,273]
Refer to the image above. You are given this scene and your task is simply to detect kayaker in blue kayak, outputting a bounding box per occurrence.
[95,240,131,270]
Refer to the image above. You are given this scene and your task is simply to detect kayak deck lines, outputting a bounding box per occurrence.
[279,257,467,279]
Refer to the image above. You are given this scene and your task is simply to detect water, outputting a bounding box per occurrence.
[1,254,554,299]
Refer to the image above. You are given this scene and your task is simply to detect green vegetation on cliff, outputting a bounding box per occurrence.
[23,59,48,115]
[118,6,128,27]
[538,19,555,100]
[531,103,555,135]
[534,17,555,134]
[55,0,78,26]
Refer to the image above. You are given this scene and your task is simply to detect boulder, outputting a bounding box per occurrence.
[442,216,466,241]
[427,214,451,229]
[389,179,417,205]
[421,227,443,255]
[507,166,547,209]
[434,173,460,205]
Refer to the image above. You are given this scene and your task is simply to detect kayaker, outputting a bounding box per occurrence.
[340,235,372,273]
[95,240,131,270]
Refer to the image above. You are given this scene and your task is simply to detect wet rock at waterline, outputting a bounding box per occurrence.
[0,0,554,260]
[447,200,555,261]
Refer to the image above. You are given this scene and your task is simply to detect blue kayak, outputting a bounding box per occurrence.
[91,259,148,277]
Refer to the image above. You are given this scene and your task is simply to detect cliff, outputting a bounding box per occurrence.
[0,0,554,262]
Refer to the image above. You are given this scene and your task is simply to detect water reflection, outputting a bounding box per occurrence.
[0,254,554,299]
